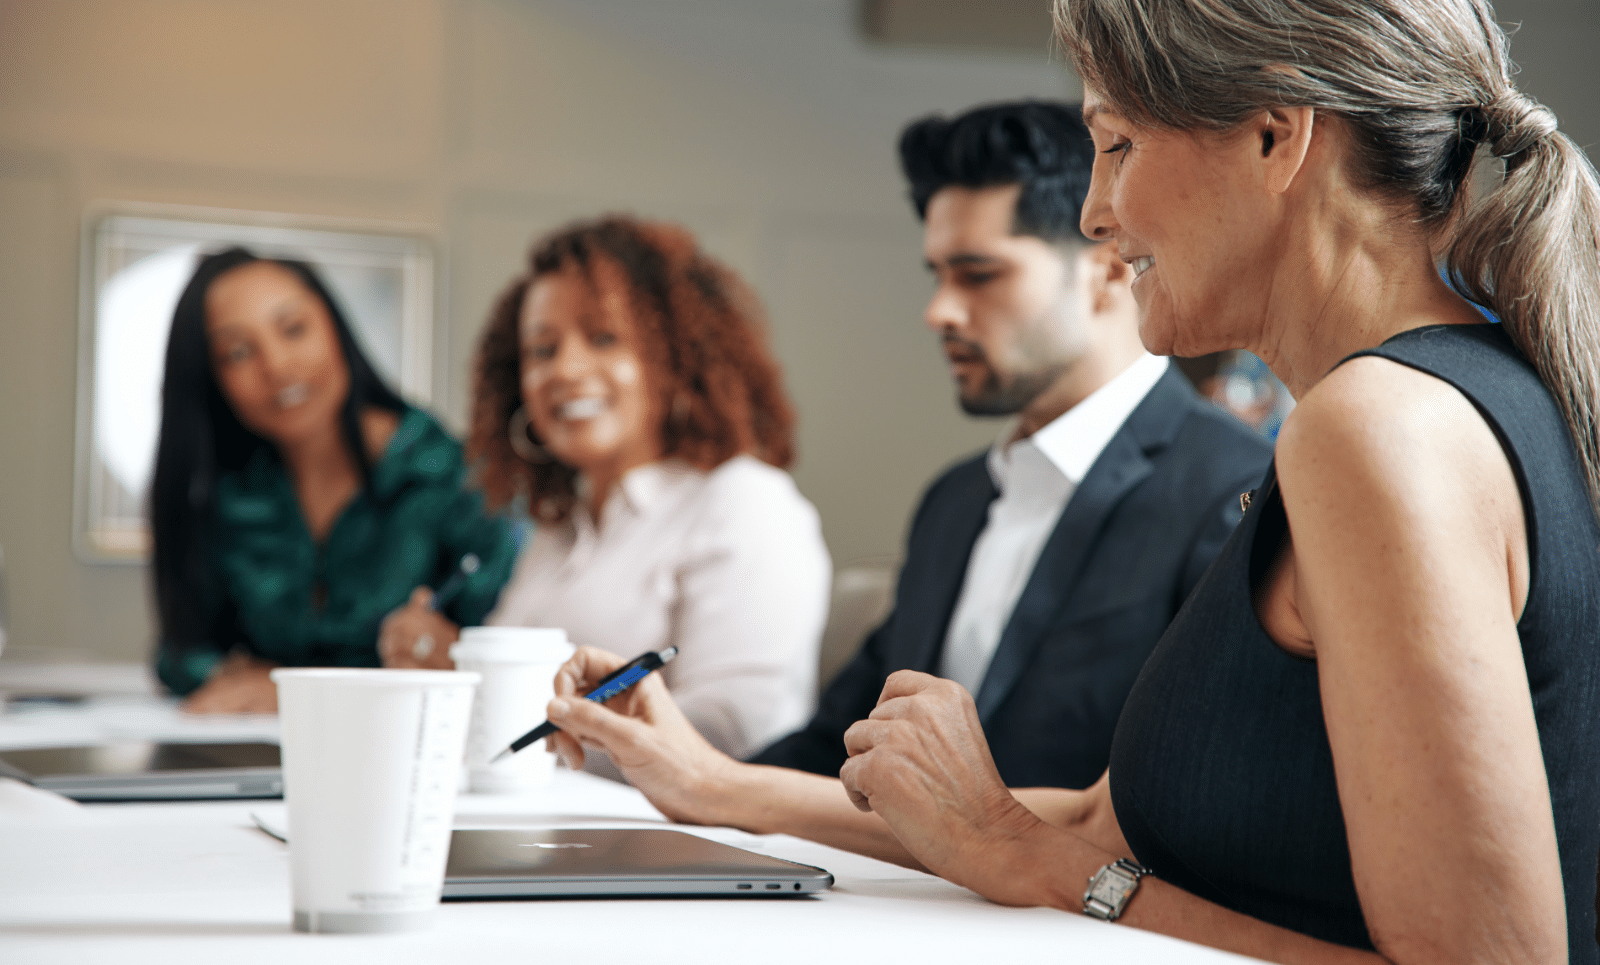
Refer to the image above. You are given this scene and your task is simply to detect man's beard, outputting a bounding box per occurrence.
[958,368,1062,416]
[945,336,1065,416]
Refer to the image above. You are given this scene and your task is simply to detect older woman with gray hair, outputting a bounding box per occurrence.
[544,1,1599,960]
[821,1,1600,962]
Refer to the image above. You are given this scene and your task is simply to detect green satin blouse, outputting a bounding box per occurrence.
[155,407,518,695]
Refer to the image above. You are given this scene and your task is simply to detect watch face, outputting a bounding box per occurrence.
[1097,872,1136,905]
[1100,876,1139,908]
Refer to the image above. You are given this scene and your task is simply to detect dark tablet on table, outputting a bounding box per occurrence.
[0,741,282,801]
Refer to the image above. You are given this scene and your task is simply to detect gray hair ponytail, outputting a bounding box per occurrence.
[1055,0,1600,511]
[1452,93,1600,511]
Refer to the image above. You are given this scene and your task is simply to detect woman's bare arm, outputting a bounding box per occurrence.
[704,762,925,868]
[543,647,919,867]
[1012,773,1127,856]
[1273,358,1558,963]
[545,650,1129,869]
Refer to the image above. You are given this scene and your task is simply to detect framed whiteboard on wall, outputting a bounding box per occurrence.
[74,205,436,563]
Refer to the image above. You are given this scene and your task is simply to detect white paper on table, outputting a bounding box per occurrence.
[0,776,85,818]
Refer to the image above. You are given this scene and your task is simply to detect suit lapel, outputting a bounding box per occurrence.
[972,369,1193,723]
[902,467,998,676]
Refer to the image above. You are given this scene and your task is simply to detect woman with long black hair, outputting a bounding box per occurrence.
[150,247,515,712]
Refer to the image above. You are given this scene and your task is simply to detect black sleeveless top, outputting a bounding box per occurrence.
[1109,325,1600,957]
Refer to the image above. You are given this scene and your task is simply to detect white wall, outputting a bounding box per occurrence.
[0,0,1594,664]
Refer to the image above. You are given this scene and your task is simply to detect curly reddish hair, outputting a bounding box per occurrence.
[470,215,796,523]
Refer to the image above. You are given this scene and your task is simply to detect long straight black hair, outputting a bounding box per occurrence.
[149,247,407,651]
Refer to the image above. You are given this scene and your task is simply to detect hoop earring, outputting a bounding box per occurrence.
[507,406,551,463]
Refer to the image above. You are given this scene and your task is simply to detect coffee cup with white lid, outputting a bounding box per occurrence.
[450,626,574,792]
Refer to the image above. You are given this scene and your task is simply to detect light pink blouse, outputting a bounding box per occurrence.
[488,455,830,759]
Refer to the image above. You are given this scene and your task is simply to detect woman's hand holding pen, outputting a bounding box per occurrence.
[545,646,739,826]
[378,587,460,670]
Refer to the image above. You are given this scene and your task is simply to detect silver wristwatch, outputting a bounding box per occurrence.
[1083,858,1151,921]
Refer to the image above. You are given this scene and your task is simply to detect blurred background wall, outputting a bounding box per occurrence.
[0,0,1594,664]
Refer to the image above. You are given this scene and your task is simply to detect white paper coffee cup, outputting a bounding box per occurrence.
[271,668,479,934]
[450,627,574,792]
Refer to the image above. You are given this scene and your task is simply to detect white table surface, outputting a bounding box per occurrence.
[0,676,1265,965]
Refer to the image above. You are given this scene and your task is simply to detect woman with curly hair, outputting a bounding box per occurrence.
[383,215,829,762]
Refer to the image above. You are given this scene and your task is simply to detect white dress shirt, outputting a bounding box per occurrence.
[488,455,830,760]
[938,354,1171,696]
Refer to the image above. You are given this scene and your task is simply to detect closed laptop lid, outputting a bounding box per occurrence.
[443,827,833,899]
[0,741,282,801]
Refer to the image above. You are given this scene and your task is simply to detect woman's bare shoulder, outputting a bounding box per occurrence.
[1276,353,1499,496]
[1275,351,1527,615]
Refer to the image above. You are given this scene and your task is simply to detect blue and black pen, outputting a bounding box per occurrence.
[489,646,679,763]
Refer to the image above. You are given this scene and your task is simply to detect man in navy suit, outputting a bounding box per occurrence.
[750,101,1273,789]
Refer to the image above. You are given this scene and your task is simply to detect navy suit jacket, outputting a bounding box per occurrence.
[751,368,1274,788]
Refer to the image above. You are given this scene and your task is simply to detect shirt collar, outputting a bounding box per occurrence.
[987,353,1169,491]
[579,459,702,523]
[225,405,440,502]
[369,407,456,500]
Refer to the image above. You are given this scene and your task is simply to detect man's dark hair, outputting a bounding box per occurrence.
[898,100,1093,244]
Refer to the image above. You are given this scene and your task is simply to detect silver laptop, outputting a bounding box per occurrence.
[442,828,833,898]
[0,741,282,801]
